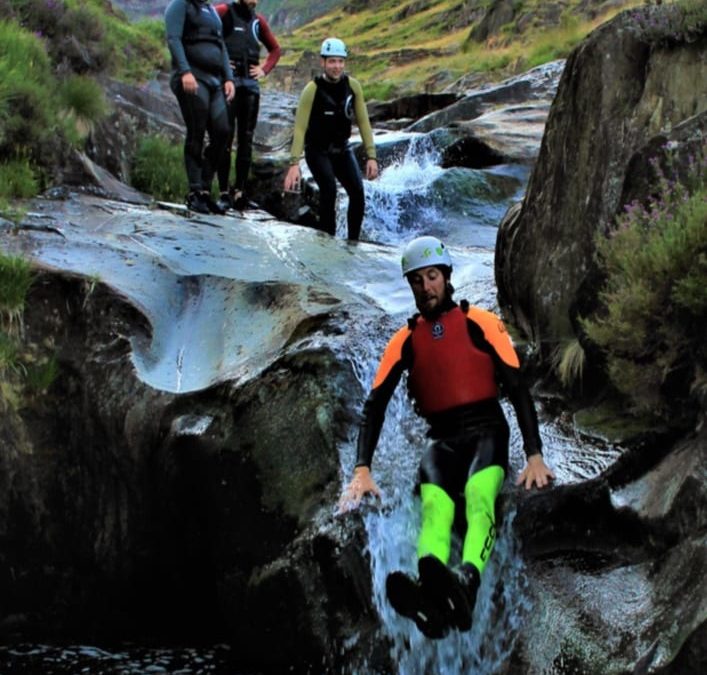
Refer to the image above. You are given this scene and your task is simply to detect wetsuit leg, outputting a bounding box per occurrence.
[331,149,364,241]
[217,93,238,194]
[172,77,211,192]
[305,148,338,236]
[417,439,467,564]
[462,464,504,573]
[418,483,455,564]
[461,427,508,573]
[202,86,231,191]
[233,87,260,192]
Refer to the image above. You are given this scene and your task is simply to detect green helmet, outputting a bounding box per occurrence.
[401,236,452,276]
[320,37,348,58]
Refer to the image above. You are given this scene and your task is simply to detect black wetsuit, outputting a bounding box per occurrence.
[165,0,233,192]
[305,75,364,239]
[215,1,281,196]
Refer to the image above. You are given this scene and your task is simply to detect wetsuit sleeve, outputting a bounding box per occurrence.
[165,0,191,76]
[257,14,281,74]
[467,308,542,458]
[289,82,316,165]
[348,77,376,161]
[355,327,411,468]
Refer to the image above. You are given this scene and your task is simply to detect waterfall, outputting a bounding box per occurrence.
[334,139,621,674]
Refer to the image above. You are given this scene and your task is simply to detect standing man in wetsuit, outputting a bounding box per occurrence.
[283,38,378,241]
[339,236,555,639]
[213,0,281,211]
[165,0,235,215]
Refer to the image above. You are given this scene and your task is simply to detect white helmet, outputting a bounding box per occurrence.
[320,37,348,58]
[401,236,452,276]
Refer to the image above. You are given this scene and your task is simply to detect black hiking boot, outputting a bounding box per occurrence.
[232,190,254,211]
[418,556,479,632]
[201,192,227,215]
[185,191,210,214]
[215,192,233,212]
[386,570,449,640]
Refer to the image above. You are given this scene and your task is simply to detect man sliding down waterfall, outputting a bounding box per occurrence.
[339,236,555,640]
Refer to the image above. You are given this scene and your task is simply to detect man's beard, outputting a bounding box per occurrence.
[417,291,454,319]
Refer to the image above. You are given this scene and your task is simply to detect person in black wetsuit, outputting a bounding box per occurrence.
[283,37,378,241]
[213,0,281,211]
[165,0,235,215]
[339,236,555,639]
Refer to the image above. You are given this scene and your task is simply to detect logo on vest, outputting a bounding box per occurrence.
[431,321,444,340]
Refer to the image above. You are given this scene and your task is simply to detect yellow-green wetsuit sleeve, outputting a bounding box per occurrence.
[349,77,376,160]
[288,81,317,165]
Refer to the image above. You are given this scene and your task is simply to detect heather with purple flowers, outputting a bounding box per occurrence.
[581,144,707,423]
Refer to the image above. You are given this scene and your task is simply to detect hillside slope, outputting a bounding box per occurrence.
[110,0,343,25]
[108,0,643,98]
[280,0,644,97]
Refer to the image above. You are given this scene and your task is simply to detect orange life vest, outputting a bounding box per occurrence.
[408,306,498,414]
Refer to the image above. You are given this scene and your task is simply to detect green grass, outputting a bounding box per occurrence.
[131,134,187,202]
[24,355,59,394]
[0,251,34,335]
[0,160,38,200]
[0,248,58,408]
[282,0,646,98]
[0,331,19,373]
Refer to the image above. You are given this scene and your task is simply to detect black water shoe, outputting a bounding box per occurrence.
[386,570,449,640]
[418,556,479,632]
[216,192,233,212]
[186,191,210,214]
[202,192,227,215]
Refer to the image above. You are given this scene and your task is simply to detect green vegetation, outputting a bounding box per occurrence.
[581,150,707,425]
[282,0,644,99]
[0,160,39,200]
[7,0,167,82]
[0,251,60,409]
[131,135,187,203]
[58,75,108,138]
[0,1,166,216]
[0,251,34,335]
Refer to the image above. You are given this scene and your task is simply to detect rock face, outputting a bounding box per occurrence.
[495,6,707,365]
[513,426,707,674]
[0,198,398,670]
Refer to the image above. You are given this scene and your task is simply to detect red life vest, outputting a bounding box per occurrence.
[407,306,498,415]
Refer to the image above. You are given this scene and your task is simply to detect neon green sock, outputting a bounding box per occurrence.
[462,465,505,573]
[417,483,455,564]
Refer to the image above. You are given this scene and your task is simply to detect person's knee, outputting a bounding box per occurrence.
[464,466,504,514]
[185,136,203,158]
[418,484,455,562]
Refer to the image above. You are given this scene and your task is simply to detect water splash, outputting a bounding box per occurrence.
[334,135,445,245]
[362,497,532,675]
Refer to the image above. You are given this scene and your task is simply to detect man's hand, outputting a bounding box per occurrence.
[224,80,235,102]
[284,164,301,192]
[365,158,378,180]
[516,453,555,490]
[338,466,381,513]
[181,72,198,95]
